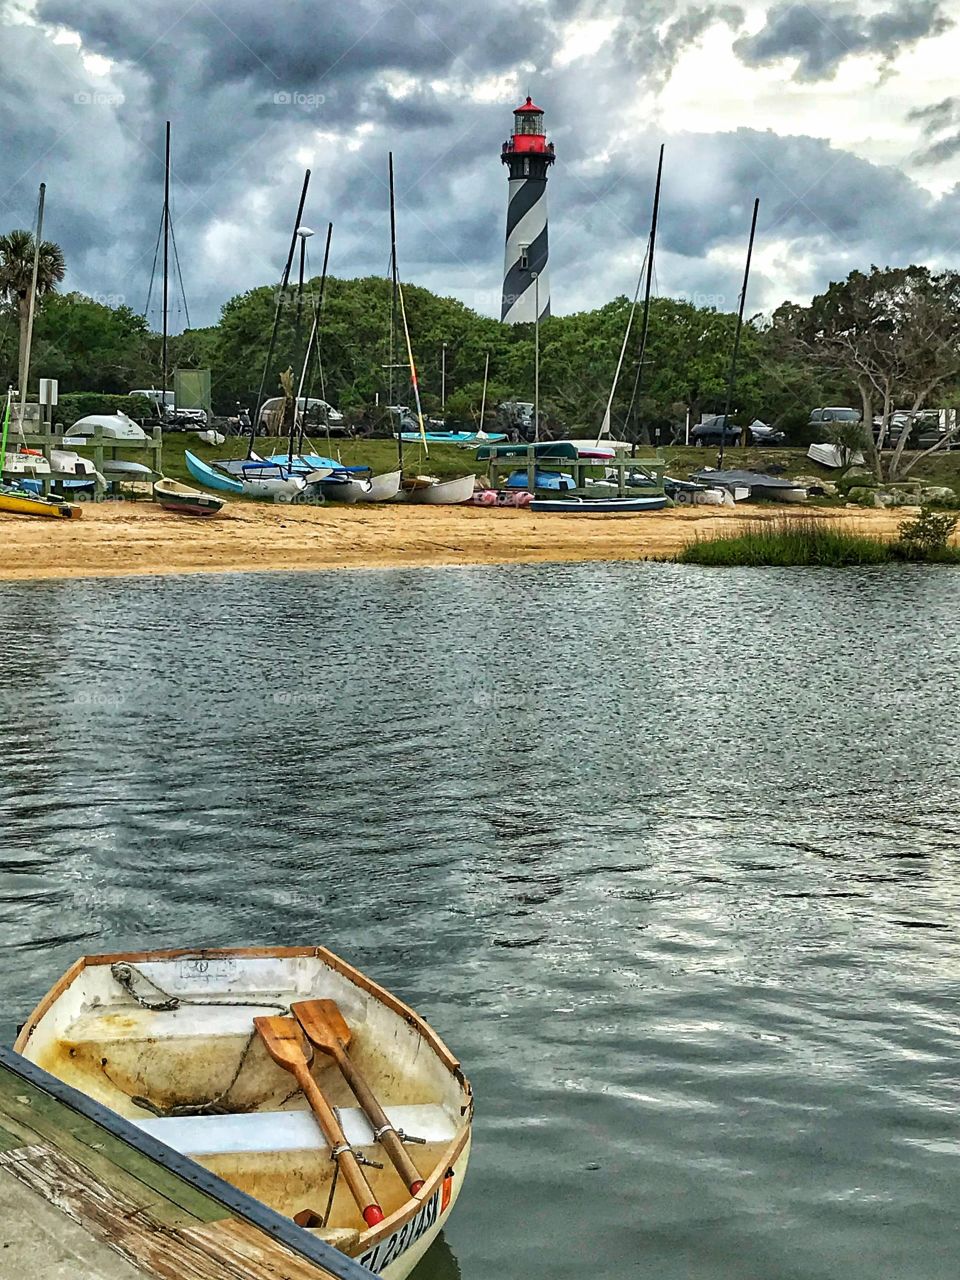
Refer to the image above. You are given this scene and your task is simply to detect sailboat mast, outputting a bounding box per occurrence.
[718,197,760,470]
[479,352,490,436]
[289,222,333,472]
[162,122,170,412]
[389,152,401,471]
[18,182,45,423]
[248,169,311,458]
[625,144,664,457]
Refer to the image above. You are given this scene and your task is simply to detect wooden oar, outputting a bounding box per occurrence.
[253,1015,385,1227]
[292,999,425,1196]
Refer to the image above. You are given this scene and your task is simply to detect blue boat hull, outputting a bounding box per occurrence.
[399,432,507,445]
[185,451,244,494]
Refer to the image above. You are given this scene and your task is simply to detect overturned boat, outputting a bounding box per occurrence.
[15,945,472,1280]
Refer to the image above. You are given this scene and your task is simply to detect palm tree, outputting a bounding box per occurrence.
[0,229,66,394]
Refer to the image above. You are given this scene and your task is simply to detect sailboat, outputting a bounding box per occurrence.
[385,154,475,504]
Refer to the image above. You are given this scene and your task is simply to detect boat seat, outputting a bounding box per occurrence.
[66,1004,285,1043]
[133,1104,458,1157]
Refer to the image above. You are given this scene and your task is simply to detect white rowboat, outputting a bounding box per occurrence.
[404,474,476,505]
[15,945,472,1280]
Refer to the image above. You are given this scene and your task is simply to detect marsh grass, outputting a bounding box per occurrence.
[678,516,960,567]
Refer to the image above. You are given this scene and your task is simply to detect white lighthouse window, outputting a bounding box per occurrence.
[523,157,530,176]
[519,243,529,269]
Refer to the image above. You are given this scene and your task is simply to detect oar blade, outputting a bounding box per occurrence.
[254,1014,312,1071]
[292,999,352,1056]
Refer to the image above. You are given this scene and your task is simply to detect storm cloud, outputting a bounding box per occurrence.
[0,0,957,329]
[736,0,951,80]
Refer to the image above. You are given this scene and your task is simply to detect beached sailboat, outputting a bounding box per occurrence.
[15,945,472,1280]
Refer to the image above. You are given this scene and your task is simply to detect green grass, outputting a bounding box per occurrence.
[677,516,960,567]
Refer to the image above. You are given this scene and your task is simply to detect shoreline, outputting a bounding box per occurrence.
[0,502,916,582]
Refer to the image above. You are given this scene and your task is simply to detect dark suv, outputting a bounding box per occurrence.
[690,416,786,446]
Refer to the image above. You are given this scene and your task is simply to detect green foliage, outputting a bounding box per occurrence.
[896,507,959,557]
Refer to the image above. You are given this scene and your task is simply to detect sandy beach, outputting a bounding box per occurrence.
[0,501,915,581]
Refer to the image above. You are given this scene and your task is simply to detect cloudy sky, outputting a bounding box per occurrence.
[3,0,960,329]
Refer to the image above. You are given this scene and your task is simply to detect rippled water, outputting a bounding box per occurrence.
[2,562,959,1280]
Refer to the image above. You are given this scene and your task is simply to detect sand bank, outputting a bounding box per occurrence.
[0,501,912,582]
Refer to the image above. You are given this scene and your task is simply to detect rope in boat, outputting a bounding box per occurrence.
[110,962,290,1011]
[109,962,288,1117]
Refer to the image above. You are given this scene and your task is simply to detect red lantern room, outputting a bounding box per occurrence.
[502,97,556,164]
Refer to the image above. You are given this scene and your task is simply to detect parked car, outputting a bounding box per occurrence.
[746,419,788,446]
[808,407,862,429]
[258,395,346,435]
[873,410,955,451]
[689,416,740,446]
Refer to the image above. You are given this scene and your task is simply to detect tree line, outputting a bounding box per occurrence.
[3,229,960,465]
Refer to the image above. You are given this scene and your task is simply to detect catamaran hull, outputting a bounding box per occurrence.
[185,450,245,494]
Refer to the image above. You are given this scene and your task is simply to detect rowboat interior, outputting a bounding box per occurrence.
[16,948,472,1267]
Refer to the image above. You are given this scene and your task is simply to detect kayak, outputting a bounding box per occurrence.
[15,945,472,1280]
[0,483,80,518]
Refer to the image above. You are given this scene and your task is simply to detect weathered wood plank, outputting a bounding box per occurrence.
[0,1144,343,1280]
[0,1064,226,1222]
[178,1220,345,1280]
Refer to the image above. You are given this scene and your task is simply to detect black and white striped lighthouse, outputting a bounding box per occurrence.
[501,96,555,324]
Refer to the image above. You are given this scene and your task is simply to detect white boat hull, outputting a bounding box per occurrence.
[241,476,306,502]
[406,474,476,505]
[361,469,402,502]
[3,453,51,476]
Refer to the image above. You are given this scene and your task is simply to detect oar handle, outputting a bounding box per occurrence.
[333,1048,425,1196]
[294,1063,384,1227]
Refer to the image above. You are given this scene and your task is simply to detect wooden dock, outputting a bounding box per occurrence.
[0,1046,374,1280]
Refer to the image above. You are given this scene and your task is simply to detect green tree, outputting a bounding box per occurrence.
[778,266,960,479]
[0,229,66,394]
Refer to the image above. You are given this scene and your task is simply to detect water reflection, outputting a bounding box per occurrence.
[1,563,959,1279]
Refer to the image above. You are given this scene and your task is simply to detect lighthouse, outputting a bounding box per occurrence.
[501,96,555,324]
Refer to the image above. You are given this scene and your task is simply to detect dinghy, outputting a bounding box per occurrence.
[404,474,476,505]
[15,945,472,1280]
[153,476,225,516]
[65,412,148,443]
[3,449,51,477]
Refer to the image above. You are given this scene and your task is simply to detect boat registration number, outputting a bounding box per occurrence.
[358,1177,451,1274]
[176,957,239,984]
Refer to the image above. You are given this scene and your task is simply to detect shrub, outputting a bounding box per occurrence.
[678,517,891,566]
[896,507,959,559]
